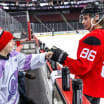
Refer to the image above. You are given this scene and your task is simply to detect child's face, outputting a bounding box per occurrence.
[3,40,15,53]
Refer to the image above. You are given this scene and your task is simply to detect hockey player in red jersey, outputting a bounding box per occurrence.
[50,1,104,104]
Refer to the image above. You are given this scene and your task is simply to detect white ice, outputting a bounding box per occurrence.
[37,34,104,104]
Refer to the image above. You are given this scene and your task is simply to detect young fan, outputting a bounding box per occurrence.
[0,29,53,104]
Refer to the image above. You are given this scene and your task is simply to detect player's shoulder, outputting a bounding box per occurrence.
[82,30,101,45]
[83,36,101,45]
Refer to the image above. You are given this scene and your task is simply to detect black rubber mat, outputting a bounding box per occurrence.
[24,69,49,104]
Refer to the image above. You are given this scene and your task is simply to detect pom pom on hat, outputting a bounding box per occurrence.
[0,29,13,51]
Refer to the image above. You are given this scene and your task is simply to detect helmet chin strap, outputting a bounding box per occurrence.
[90,15,104,31]
[90,18,95,31]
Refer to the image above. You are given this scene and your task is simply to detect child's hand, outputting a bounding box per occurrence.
[45,51,53,59]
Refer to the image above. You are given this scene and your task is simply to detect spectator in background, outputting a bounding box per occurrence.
[50,2,104,104]
[21,31,28,41]
[21,30,34,40]
[31,29,34,39]
[52,27,54,36]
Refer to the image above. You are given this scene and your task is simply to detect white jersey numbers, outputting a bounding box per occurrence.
[80,48,96,61]
[101,62,104,78]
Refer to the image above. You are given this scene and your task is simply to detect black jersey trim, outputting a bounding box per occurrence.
[83,36,101,45]
[0,53,10,60]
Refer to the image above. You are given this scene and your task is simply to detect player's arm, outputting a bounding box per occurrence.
[64,36,101,76]
[51,36,101,76]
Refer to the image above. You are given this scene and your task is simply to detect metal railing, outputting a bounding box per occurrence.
[31,21,83,33]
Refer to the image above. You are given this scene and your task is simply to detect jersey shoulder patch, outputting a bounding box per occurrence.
[83,36,101,45]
